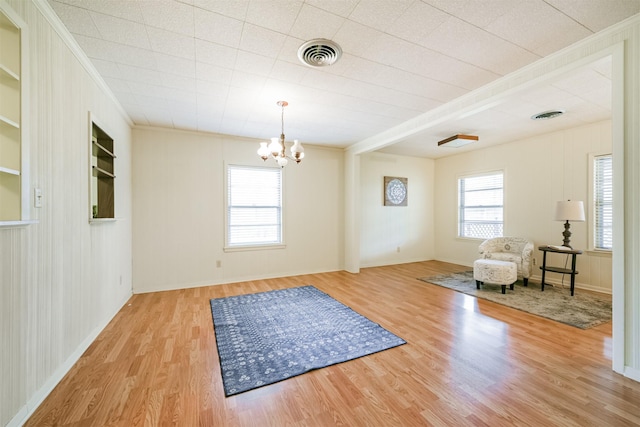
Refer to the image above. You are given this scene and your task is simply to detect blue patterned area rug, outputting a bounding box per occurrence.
[210,285,406,396]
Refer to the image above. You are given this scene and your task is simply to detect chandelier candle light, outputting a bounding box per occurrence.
[257,101,304,168]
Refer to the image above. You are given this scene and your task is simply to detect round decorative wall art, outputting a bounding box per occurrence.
[384,176,408,206]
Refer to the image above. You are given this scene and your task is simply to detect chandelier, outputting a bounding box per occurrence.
[257,101,304,167]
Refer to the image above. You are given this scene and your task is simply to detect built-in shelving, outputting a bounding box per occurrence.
[0,166,19,175]
[0,114,19,129]
[92,166,115,179]
[0,62,19,80]
[0,4,25,223]
[90,121,115,219]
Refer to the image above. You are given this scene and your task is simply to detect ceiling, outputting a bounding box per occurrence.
[47,0,640,158]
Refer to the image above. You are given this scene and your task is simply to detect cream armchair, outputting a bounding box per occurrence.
[478,237,534,286]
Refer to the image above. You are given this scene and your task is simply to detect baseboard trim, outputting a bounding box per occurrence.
[133,268,343,294]
[359,257,436,269]
[624,366,640,382]
[430,257,472,269]
[5,407,28,427]
[529,274,612,295]
[7,293,131,427]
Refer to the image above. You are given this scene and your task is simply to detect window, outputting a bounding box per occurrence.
[594,154,612,250]
[458,172,504,239]
[227,165,282,247]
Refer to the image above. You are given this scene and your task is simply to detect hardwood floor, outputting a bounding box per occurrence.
[26,261,640,426]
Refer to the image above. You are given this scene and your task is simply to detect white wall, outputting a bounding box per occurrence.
[434,120,612,293]
[131,127,344,293]
[359,152,435,267]
[1,1,133,426]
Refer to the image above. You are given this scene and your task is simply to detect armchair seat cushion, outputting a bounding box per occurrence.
[485,252,523,265]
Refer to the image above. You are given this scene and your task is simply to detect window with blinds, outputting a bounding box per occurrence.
[458,172,504,239]
[227,165,282,247]
[594,154,612,250]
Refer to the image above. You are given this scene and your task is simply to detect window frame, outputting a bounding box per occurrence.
[588,152,613,252]
[224,163,285,251]
[457,170,505,240]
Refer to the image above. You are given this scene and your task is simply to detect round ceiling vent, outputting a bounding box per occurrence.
[531,110,565,120]
[297,39,342,68]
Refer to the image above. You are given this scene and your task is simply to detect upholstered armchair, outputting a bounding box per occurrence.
[478,237,534,286]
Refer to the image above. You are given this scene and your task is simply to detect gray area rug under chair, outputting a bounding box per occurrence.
[210,285,406,396]
[419,271,611,329]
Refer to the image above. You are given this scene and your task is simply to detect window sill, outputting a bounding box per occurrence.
[456,236,490,242]
[224,243,286,253]
[586,249,612,257]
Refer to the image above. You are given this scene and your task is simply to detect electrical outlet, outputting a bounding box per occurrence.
[532,258,537,266]
[216,260,222,268]
[396,246,401,253]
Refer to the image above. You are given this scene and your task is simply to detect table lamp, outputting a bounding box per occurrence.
[555,200,585,248]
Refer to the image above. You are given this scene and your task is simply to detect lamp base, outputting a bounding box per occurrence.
[561,220,573,249]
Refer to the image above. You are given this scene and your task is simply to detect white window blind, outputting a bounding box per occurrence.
[458,172,504,239]
[594,154,612,250]
[227,165,282,247]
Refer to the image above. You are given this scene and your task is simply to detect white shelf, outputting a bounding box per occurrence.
[89,218,117,224]
[0,166,20,175]
[0,63,19,81]
[92,165,115,178]
[0,114,19,129]
[0,219,38,228]
[92,140,116,158]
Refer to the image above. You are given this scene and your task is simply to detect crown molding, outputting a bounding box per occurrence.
[32,0,133,126]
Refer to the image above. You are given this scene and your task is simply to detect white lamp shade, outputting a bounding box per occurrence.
[290,139,304,162]
[290,139,304,155]
[268,137,281,156]
[555,200,585,222]
[257,142,270,159]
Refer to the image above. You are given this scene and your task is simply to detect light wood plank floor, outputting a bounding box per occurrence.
[26,261,640,426]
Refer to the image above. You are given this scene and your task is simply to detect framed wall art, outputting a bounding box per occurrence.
[384,176,408,206]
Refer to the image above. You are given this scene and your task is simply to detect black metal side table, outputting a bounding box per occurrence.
[538,246,583,296]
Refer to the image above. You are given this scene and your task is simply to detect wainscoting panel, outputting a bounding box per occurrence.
[0,228,26,426]
[1,1,133,426]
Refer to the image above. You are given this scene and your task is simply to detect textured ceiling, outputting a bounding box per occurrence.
[47,0,640,158]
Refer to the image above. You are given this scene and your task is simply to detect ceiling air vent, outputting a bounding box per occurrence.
[297,39,342,68]
[531,110,565,120]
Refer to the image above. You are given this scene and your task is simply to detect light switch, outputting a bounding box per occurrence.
[34,188,42,208]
